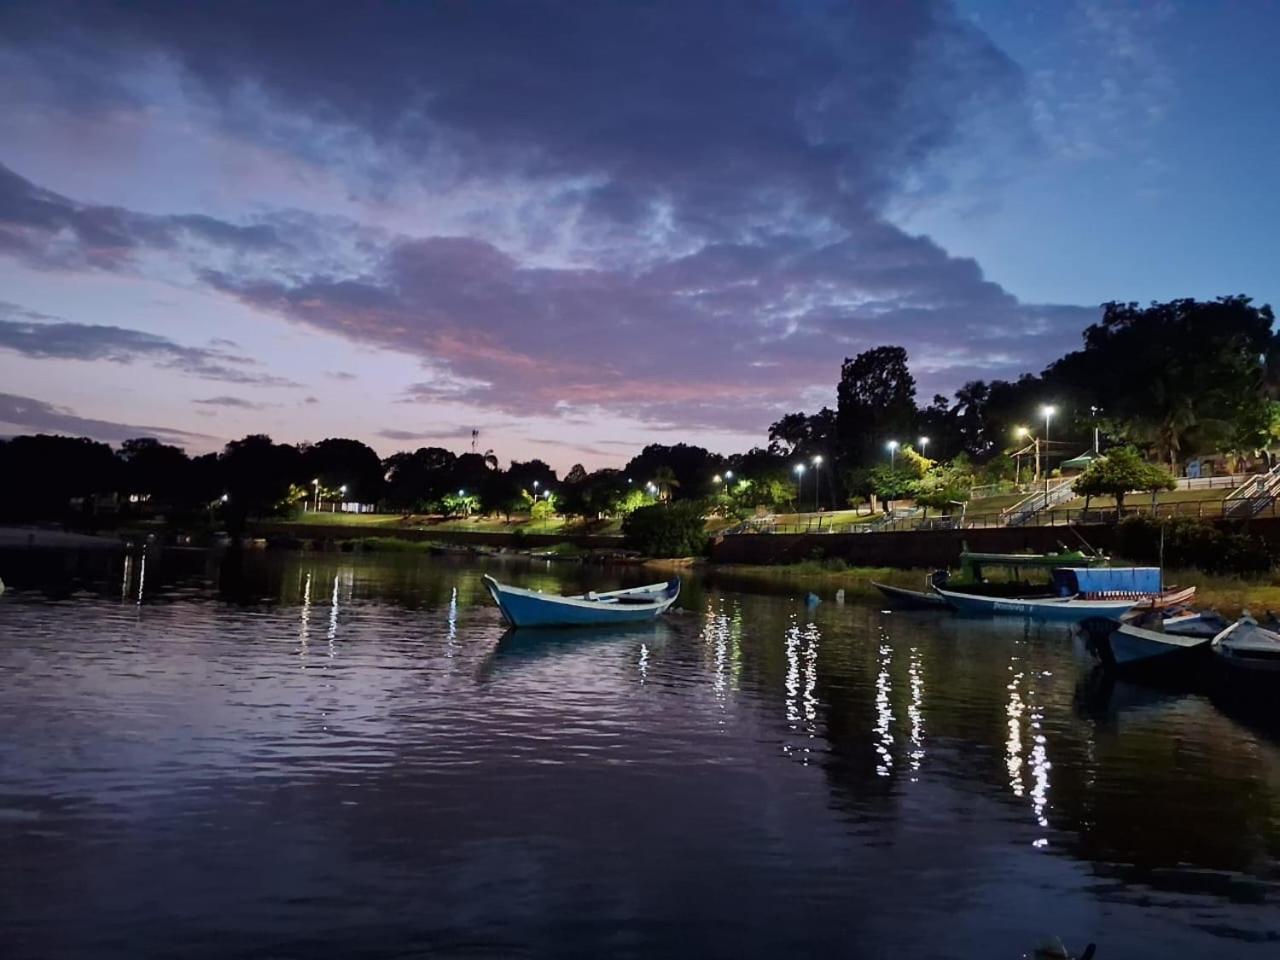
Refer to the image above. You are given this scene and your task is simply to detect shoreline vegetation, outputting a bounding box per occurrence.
[5,524,1280,616]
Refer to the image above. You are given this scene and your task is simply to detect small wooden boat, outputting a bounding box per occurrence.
[1089,619,1220,671]
[872,578,951,610]
[482,574,680,628]
[1213,617,1280,673]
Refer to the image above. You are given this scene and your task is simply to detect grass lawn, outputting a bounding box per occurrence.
[285,512,404,527]
[1057,485,1234,513]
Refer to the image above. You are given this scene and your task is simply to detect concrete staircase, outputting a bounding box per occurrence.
[999,478,1077,526]
[1223,462,1280,518]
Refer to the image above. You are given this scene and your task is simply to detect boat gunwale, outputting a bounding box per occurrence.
[482,574,679,613]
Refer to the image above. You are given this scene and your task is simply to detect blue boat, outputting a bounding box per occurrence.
[482,574,681,628]
[932,566,1190,623]
[932,585,1139,621]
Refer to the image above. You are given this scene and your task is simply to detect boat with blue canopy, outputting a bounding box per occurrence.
[931,566,1194,622]
[482,574,681,628]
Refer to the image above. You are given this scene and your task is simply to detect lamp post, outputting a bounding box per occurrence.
[1090,405,1101,454]
[1014,427,1029,485]
[793,463,805,511]
[312,478,319,512]
[337,484,347,513]
[811,454,823,511]
[1041,405,1056,497]
[887,440,899,469]
[918,436,929,457]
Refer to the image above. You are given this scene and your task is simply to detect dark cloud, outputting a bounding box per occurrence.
[0,392,213,446]
[0,162,281,271]
[0,2,1096,434]
[192,396,268,410]
[0,301,300,386]
[376,426,493,443]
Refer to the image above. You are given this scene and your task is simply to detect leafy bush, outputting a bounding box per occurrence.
[1073,447,1175,513]
[622,502,708,557]
[1115,516,1276,575]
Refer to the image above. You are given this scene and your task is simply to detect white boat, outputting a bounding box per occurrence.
[1213,617,1280,673]
[932,584,1138,622]
[482,575,680,628]
[1101,620,1221,669]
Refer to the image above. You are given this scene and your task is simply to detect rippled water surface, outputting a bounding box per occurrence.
[3,548,1280,958]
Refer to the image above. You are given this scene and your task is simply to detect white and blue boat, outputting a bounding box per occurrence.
[933,567,1184,622]
[483,575,681,628]
[932,585,1139,622]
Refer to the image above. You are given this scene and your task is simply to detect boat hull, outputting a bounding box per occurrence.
[934,586,1137,622]
[483,575,680,628]
[872,581,951,611]
[1105,622,1213,669]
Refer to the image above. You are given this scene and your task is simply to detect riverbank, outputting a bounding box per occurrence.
[710,560,1280,616]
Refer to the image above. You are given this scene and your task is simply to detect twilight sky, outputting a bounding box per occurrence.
[1,0,1277,470]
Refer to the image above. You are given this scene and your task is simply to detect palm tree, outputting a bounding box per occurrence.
[652,466,679,502]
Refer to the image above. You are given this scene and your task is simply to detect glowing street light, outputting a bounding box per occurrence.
[887,439,899,468]
[1041,405,1057,491]
[312,477,320,512]
[918,436,929,455]
[713,474,722,484]
[220,493,228,504]
[811,455,823,511]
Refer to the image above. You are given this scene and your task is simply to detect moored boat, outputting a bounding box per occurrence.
[1213,617,1280,673]
[1087,618,1220,671]
[932,584,1138,622]
[482,574,680,628]
[872,577,951,610]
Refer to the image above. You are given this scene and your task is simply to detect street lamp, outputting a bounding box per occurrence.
[887,440,899,468]
[1090,405,1102,453]
[918,436,929,456]
[1013,426,1029,484]
[1040,405,1057,497]
[811,454,823,511]
[338,484,347,513]
[793,462,805,510]
[220,493,228,504]
[312,477,320,512]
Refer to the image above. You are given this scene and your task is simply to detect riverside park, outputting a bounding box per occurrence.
[5,2,1280,958]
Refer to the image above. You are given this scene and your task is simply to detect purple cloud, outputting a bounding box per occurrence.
[0,2,1100,439]
[0,300,300,387]
[0,392,214,447]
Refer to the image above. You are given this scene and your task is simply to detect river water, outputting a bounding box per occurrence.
[2,548,1279,959]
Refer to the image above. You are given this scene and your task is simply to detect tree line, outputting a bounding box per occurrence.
[1,296,1275,526]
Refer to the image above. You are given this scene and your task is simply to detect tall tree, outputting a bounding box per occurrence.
[836,346,918,468]
[1050,297,1277,470]
[302,438,385,503]
[220,435,303,521]
[118,437,191,505]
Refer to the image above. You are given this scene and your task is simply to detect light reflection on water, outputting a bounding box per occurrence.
[1,549,1279,958]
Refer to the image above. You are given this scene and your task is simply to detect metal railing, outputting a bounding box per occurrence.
[999,477,1077,526]
[722,495,1280,536]
[1223,462,1280,518]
